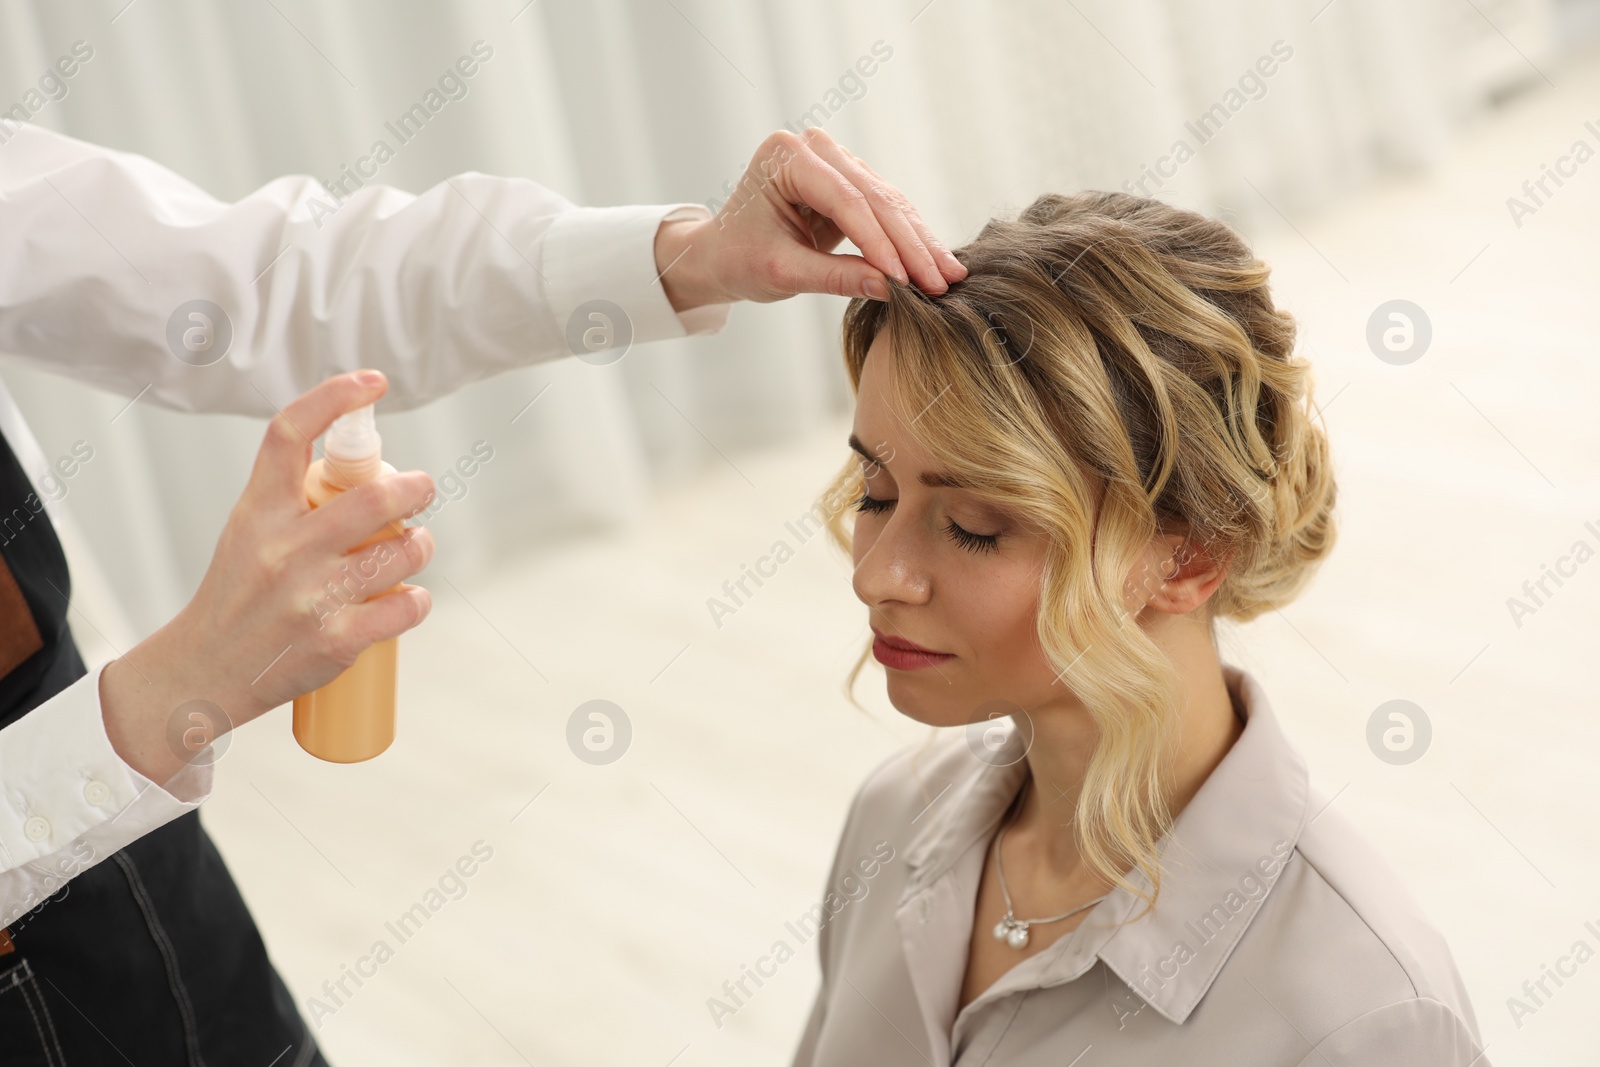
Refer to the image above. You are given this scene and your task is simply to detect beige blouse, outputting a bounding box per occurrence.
[790,664,1488,1066]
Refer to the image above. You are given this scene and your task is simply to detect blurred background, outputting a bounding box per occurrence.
[2,0,1599,1063]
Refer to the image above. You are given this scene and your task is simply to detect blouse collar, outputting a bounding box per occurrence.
[894,663,1312,1036]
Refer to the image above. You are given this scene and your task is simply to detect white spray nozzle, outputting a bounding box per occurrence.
[325,403,381,462]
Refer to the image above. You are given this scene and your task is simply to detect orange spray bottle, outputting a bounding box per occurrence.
[292,403,403,762]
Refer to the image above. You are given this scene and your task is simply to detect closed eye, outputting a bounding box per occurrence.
[853,493,1001,555]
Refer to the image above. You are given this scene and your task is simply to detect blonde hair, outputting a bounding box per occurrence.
[820,191,1337,915]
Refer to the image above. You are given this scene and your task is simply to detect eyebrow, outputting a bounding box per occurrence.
[848,433,969,489]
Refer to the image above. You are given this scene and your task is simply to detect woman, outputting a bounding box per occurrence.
[791,192,1486,1065]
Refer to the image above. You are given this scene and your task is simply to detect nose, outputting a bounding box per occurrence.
[851,505,934,608]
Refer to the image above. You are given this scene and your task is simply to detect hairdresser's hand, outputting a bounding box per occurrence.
[654,126,967,309]
[99,370,437,785]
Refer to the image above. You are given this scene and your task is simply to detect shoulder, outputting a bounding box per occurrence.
[805,733,970,969]
[839,728,974,835]
[1239,788,1484,1055]
[1293,996,1489,1066]
[1291,795,1472,1010]
[817,727,984,891]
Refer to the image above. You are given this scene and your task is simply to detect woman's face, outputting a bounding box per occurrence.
[849,331,1187,729]
[851,331,1203,735]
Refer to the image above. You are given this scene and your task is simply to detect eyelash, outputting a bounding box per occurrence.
[853,493,1001,555]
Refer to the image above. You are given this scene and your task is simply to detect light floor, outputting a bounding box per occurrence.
[175,57,1600,1067]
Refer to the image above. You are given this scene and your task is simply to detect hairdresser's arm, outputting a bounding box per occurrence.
[0,123,962,416]
[0,371,432,927]
[0,663,212,930]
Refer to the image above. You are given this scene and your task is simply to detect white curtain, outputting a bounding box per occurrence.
[0,0,1583,645]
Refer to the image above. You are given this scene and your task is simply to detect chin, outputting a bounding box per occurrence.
[882,680,977,729]
[886,673,1041,739]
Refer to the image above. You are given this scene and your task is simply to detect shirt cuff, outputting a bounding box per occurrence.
[0,661,213,875]
[539,203,732,352]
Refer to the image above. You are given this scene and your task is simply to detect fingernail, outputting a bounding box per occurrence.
[358,369,385,388]
[863,276,890,300]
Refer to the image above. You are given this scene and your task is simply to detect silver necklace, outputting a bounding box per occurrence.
[990,779,1107,949]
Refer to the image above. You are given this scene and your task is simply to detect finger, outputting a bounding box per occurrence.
[849,151,969,284]
[302,469,436,553]
[248,370,388,505]
[801,129,947,293]
[338,583,433,649]
[322,528,435,605]
[774,134,908,287]
[805,209,846,253]
[767,245,894,302]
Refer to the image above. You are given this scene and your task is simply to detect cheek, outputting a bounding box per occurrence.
[965,540,1055,679]
[947,565,1041,664]
[977,593,1040,666]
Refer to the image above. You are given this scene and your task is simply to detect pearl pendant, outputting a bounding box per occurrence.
[993,917,1030,949]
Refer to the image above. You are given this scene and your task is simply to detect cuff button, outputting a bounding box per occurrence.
[23,817,50,843]
[84,780,112,806]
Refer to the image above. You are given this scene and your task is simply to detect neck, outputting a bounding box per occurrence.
[1011,612,1243,881]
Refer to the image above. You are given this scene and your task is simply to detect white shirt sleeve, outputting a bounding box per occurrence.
[0,121,731,415]
[0,662,213,929]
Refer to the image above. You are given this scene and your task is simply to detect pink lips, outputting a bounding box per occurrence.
[871,628,954,671]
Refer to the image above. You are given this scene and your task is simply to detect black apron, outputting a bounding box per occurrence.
[0,424,328,1067]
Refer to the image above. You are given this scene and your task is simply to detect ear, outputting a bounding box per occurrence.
[1121,530,1227,617]
[1145,532,1227,616]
